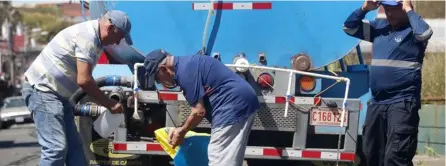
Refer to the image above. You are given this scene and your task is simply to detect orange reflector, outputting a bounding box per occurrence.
[300,76,316,92]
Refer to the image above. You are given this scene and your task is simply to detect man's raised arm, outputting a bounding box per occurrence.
[404,5,433,42]
[343,1,379,42]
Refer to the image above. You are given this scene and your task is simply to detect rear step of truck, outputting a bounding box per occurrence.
[112,141,355,162]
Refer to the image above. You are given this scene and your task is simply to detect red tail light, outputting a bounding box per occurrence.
[97,51,109,64]
[257,73,274,89]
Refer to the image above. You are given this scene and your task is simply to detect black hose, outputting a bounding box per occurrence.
[69,75,133,105]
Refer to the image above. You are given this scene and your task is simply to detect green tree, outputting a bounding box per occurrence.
[18,5,72,43]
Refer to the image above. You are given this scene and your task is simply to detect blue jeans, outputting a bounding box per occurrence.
[21,83,87,166]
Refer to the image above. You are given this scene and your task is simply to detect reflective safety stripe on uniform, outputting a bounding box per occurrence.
[362,20,371,42]
[342,20,373,42]
[371,59,422,69]
[113,142,356,161]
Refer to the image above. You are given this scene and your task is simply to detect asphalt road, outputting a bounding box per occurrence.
[0,123,40,166]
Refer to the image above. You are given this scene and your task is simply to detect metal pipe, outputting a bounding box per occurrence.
[284,72,293,117]
[109,92,123,103]
[133,63,144,119]
[258,53,266,65]
[226,64,350,121]
[212,52,221,61]
[226,64,349,82]
[340,78,350,128]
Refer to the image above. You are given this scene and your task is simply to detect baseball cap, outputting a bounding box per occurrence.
[104,10,133,45]
[380,0,401,6]
[143,49,168,88]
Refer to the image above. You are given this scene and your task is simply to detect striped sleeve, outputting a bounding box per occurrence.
[75,32,99,65]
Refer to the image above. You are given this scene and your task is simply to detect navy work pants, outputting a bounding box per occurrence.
[362,98,420,166]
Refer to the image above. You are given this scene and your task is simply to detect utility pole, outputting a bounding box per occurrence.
[0,51,2,74]
[7,21,14,85]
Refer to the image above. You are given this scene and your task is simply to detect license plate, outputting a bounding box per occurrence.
[309,107,348,127]
[15,117,24,123]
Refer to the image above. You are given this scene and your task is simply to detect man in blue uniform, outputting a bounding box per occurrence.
[343,0,433,165]
[143,49,260,166]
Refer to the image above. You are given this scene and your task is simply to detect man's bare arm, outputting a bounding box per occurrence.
[180,99,206,133]
[76,60,115,109]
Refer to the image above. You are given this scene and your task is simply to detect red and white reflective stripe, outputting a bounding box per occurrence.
[192,2,272,10]
[158,93,186,101]
[138,91,313,105]
[113,142,355,161]
[245,147,355,161]
[114,142,164,152]
[264,96,313,105]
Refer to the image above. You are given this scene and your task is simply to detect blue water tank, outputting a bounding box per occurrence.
[88,1,377,70]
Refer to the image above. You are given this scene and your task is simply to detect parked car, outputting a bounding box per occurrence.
[0,96,31,129]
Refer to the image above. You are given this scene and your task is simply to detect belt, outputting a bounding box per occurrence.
[24,77,51,93]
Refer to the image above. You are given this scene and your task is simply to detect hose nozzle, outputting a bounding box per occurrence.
[74,104,107,117]
[212,52,221,61]
[258,53,267,65]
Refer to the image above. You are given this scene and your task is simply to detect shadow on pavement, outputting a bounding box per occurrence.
[0,141,40,149]
[4,151,40,166]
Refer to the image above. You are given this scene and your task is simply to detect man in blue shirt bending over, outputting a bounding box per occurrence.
[343,0,433,165]
[143,49,260,166]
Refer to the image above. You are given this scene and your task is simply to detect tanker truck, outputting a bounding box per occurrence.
[71,1,378,166]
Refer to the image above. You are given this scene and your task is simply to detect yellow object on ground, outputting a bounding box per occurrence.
[154,127,211,159]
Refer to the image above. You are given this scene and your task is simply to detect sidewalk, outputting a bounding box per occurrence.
[413,155,445,166]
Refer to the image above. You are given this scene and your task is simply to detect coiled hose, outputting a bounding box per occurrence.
[70,75,134,116]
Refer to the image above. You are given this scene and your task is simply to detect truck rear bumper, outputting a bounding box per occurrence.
[112,141,355,162]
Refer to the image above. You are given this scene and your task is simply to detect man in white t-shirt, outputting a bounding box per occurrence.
[21,10,132,166]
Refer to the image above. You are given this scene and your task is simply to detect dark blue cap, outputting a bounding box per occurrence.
[104,10,133,45]
[143,49,168,88]
[380,0,401,6]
